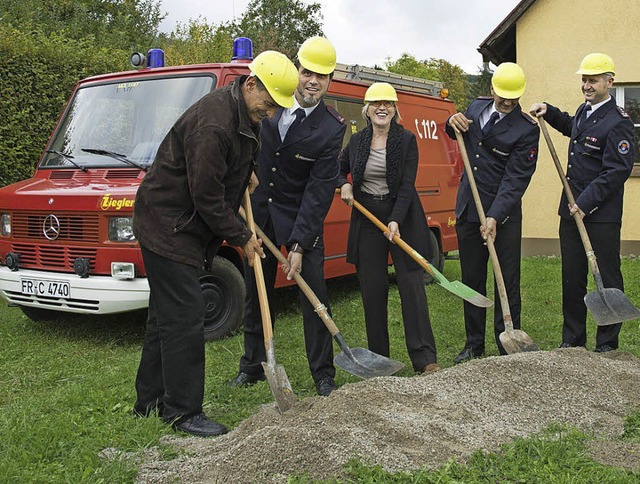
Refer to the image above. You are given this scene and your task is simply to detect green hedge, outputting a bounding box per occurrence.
[0,26,129,187]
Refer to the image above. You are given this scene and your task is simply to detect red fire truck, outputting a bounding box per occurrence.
[0,40,463,340]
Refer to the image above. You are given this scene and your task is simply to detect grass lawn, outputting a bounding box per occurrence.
[0,256,639,482]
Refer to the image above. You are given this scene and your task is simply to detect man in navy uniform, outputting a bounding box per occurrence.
[230,37,346,396]
[530,53,635,352]
[445,62,539,363]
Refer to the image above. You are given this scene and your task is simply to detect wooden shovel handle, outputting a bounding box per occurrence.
[238,206,340,337]
[243,190,274,342]
[538,117,600,271]
[454,130,514,329]
[351,199,437,278]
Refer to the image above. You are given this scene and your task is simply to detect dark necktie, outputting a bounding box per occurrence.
[482,111,500,136]
[577,104,592,129]
[285,108,306,139]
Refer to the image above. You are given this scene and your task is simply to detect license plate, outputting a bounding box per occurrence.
[21,278,71,299]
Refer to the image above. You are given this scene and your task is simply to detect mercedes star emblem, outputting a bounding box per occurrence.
[43,214,61,240]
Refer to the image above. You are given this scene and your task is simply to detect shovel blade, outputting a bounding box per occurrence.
[261,361,297,413]
[499,329,539,354]
[585,288,640,326]
[445,281,494,308]
[335,347,405,379]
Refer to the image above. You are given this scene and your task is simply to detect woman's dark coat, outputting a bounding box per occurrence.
[337,121,434,268]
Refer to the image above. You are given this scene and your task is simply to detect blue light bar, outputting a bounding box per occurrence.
[232,37,253,62]
[147,49,165,68]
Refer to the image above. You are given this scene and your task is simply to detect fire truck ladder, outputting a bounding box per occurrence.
[334,63,444,97]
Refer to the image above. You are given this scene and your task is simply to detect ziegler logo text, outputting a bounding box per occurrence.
[100,194,135,210]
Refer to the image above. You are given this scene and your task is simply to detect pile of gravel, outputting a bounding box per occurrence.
[131,348,640,483]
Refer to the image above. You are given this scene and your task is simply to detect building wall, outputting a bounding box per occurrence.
[512,0,640,255]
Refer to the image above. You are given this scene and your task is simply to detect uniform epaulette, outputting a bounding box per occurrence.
[326,105,345,123]
[616,105,630,118]
[521,111,538,124]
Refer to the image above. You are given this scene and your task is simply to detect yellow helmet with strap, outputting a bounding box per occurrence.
[576,53,615,76]
[249,51,298,108]
[364,82,398,102]
[491,62,526,99]
[297,36,337,75]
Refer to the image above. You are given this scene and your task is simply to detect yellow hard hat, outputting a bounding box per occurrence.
[364,82,398,103]
[249,51,298,108]
[297,36,337,75]
[492,62,526,99]
[576,53,615,76]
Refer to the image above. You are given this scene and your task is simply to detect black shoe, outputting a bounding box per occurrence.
[228,371,266,387]
[173,413,228,437]
[559,342,572,348]
[453,346,483,364]
[315,376,336,396]
[594,344,616,353]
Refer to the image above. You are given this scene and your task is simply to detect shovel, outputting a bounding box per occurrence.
[538,117,640,325]
[243,190,296,412]
[351,199,493,308]
[455,130,539,353]
[239,207,404,379]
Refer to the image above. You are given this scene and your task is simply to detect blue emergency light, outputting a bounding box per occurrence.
[147,48,165,68]
[232,37,253,62]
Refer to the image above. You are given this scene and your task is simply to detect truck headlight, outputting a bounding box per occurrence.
[108,217,135,242]
[1,213,10,236]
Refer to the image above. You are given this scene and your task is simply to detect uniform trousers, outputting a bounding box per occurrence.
[239,218,335,384]
[135,246,205,423]
[559,218,623,348]
[354,196,437,371]
[456,215,522,354]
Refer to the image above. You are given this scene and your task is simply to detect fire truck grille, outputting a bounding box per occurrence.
[12,212,100,243]
[11,243,97,272]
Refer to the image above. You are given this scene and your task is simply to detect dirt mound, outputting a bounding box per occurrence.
[133,348,640,482]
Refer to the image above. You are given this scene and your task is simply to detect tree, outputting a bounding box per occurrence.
[468,64,494,101]
[0,0,165,50]
[386,53,470,110]
[159,17,236,66]
[233,0,324,58]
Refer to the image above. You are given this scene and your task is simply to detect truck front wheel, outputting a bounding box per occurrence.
[200,256,245,341]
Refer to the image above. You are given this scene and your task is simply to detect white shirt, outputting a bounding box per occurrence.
[479,102,505,129]
[585,96,611,119]
[278,101,319,141]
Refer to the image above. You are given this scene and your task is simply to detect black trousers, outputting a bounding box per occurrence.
[456,216,522,354]
[560,218,623,348]
[239,219,335,384]
[355,196,437,371]
[135,246,205,423]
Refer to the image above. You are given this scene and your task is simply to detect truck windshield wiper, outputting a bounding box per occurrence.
[45,150,87,172]
[81,148,147,171]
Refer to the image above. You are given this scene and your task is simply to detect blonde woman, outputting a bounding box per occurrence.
[338,82,439,374]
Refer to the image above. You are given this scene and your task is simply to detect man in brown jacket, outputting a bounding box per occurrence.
[132,51,298,437]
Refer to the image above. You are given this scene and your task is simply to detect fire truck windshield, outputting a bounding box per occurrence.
[40,75,215,170]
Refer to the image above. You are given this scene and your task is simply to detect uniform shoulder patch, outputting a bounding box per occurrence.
[521,111,538,124]
[326,105,345,123]
[616,105,630,118]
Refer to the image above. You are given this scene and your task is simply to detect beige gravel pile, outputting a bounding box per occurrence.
[131,348,640,483]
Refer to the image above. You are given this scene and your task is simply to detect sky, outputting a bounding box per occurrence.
[156,0,523,74]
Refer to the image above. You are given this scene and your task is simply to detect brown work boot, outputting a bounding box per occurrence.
[421,363,441,375]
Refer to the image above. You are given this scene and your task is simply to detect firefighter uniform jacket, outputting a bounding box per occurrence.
[251,99,346,248]
[544,98,635,222]
[445,97,539,224]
